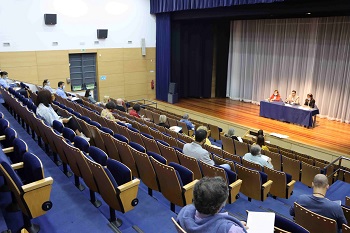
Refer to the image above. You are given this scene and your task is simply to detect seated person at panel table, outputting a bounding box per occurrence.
[224,127,239,141]
[129,104,141,118]
[304,93,316,108]
[101,101,120,122]
[56,81,83,104]
[268,89,281,102]
[43,79,54,93]
[285,90,300,105]
[290,174,347,233]
[84,89,96,104]
[177,176,248,233]
[243,144,273,169]
[115,98,126,112]
[255,135,269,151]
[183,129,230,170]
[36,90,90,141]
[0,71,10,89]
[158,115,170,129]
[180,113,195,130]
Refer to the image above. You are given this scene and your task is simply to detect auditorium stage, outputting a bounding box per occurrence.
[156,98,350,162]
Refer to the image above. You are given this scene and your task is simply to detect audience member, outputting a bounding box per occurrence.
[129,104,141,118]
[177,176,248,233]
[84,89,96,104]
[285,90,300,105]
[255,135,269,151]
[243,144,273,169]
[158,115,170,129]
[304,93,316,108]
[180,113,195,130]
[101,101,117,121]
[36,90,89,141]
[268,89,281,102]
[195,125,212,146]
[43,79,54,93]
[115,98,126,112]
[290,174,347,232]
[56,81,69,99]
[0,71,10,89]
[224,127,239,141]
[183,129,230,170]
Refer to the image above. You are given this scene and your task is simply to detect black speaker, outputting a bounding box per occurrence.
[97,29,108,39]
[169,82,177,94]
[44,14,57,25]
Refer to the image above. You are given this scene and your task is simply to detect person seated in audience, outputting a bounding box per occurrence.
[183,129,230,170]
[101,101,118,121]
[158,115,170,129]
[36,90,89,141]
[129,104,141,118]
[177,176,248,233]
[255,135,269,151]
[243,144,273,169]
[285,90,300,105]
[290,174,347,232]
[194,125,212,146]
[180,113,195,130]
[268,89,281,102]
[115,98,126,112]
[56,81,70,99]
[84,89,96,104]
[43,79,54,93]
[224,127,239,141]
[0,71,10,89]
[304,93,316,108]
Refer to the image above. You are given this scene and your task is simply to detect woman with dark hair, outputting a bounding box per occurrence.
[304,93,316,108]
[256,135,269,151]
[268,89,281,102]
[36,90,89,141]
[84,89,97,104]
[177,177,248,233]
[129,104,141,118]
[101,101,118,121]
[43,79,54,93]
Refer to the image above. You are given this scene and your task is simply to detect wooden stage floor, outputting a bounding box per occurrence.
[171,98,350,155]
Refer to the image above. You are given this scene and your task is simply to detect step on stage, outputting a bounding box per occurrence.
[159,98,350,156]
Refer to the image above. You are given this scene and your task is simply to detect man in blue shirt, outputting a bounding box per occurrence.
[180,113,195,130]
[0,71,10,89]
[290,174,347,232]
[56,81,68,98]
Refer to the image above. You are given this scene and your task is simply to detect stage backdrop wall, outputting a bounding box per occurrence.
[227,16,350,123]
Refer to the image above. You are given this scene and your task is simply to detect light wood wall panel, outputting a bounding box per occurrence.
[36,51,69,66]
[0,52,37,67]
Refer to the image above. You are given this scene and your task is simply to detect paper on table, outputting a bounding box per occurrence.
[247,211,275,233]
[237,136,243,143]
[270,133,289,139]
[71,97,80,101]
[170,126,182,133]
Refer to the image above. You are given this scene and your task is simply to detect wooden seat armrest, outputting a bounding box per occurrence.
[11,162,24,170]
[262,180,273,201]
[0,135,5,141]
[183,179,198,205]
[262,180,273,189]
[3,147,14,154]
[287,180,296,187]
[188,130,194,137]
[22,177,54,192]
[228,179,242,204]
[118,178,140,192]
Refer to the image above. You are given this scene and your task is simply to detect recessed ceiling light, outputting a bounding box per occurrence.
[306,12,311,15]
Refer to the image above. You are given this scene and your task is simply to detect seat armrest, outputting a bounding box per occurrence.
[22,177,54,192]
[118,178,140,213]
[118,178,140,192]
[11,162,24,170]
[287,180,296,187]
[262,180,273,201]
[0,135,5,141]
[182,179,198,205]
[287,180,296,198]
[262,180,273,189]
[228,179,242,204]
[3,147,14,154]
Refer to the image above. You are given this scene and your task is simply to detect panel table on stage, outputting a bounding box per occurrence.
[259,101,319,128]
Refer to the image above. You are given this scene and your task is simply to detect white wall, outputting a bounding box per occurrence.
[0,0,156,51]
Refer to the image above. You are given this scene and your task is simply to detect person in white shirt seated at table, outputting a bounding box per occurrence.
[243,144,273,169]
[285,90,300,105]
[0,71,10,89]
[43,79,54,93]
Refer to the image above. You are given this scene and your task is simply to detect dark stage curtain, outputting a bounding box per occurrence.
[215,22,230,97]
[171,21,214,98]
[150,0,284,14]
[156,13,171,101]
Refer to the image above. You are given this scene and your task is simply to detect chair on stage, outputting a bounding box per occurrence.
[264,167,296,199]
[171,217,187,233]
[199,161,242,204]
[234,140,249,156]
[294,202,337,233]
[300,162,321,187]
[221,135,235,155]
[150,157,198,212]
[235,164,273,201]
[282,155,301,182]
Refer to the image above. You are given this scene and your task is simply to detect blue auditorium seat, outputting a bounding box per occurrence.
[74,136,90,154]
[62,127,76,143]
[52,120,63,134]
[88,146,107,166]
[114,133,129,143]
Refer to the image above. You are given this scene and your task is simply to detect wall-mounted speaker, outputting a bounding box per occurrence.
[97,29,108,39]
[44,14,57,25]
